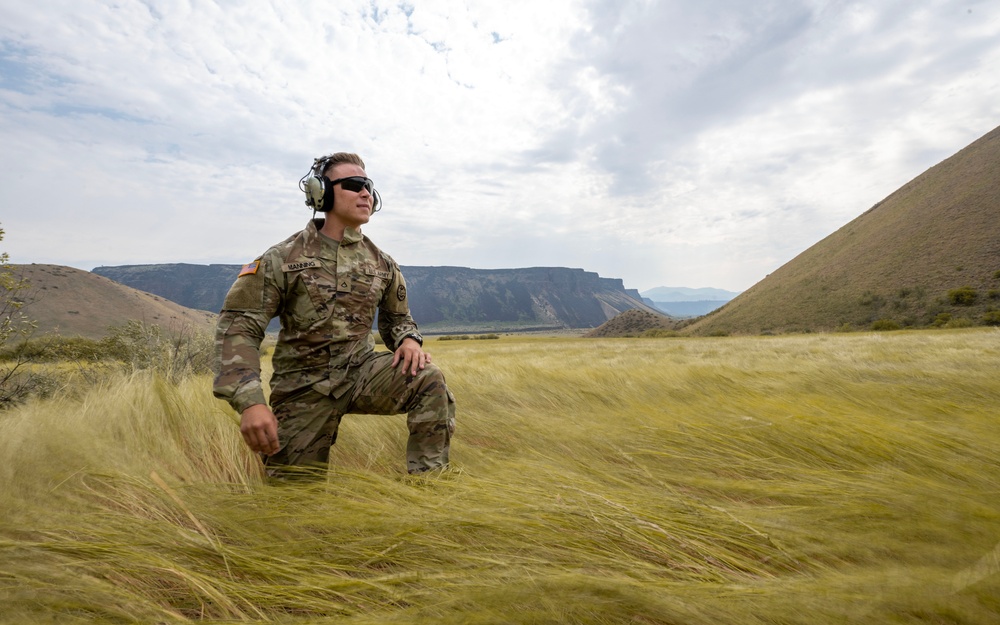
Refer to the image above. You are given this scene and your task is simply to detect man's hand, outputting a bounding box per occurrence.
[240,403,280,455]
[392,336,431,376]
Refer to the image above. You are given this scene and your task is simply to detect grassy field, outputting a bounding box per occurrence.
[1,329,998,624]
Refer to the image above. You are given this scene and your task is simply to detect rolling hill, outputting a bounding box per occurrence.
[682,123,1000,335]
[583,308,678,338]
[8,264,217,340]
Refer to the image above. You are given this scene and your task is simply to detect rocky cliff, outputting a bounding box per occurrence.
[92,264,661,332]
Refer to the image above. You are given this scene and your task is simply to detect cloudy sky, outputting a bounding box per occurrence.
[2,0,998,293]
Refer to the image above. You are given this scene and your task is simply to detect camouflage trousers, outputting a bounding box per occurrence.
[266,351,455,475]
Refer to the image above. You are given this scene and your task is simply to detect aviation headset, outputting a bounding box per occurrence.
[298,154,382,214]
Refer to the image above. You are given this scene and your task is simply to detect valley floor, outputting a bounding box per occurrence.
[1,328,998,624]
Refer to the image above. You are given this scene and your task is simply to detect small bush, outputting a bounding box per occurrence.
[987,290,1000,300]
[835,323,853,333]
[994,269,1000,280]
[932,313,952,328]
[0,367,62,408]
[0,336,105,362]
[859,291,885,308]
[100,320,214,381]
[642,329,679,338]
[707,330,730,337]
[946,317,973,329]
[983,311,1000,326]
[948,287,977,306]
[871,319,901,331]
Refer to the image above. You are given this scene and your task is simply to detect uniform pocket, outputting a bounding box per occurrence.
[291,268,339,324]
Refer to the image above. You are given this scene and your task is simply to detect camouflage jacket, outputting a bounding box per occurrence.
[213,219,420,414]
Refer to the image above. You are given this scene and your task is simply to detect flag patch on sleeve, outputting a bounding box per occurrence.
[238,260,260,277]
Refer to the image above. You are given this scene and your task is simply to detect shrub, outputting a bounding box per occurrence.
[983,311,1000,326]
[1,223,42,407]
[946,317,973,329]
[988,290,1000,301]
[1,336,106,362]
[871,319,900,331]
[835,323,853,333]
[994,269,1000,280]
[642,329,679,338]
[932,313,952,328]
[948,287,977,306]
[100,320,214,381]
[859,291,885,308]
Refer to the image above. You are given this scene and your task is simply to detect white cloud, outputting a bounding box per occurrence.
[1,0,998,293]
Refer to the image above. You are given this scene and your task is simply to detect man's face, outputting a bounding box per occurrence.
[324,162,374,229]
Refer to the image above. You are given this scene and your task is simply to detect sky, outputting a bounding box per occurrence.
[1,0,998,293]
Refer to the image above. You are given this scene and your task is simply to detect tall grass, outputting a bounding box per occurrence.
[1,329,998,624]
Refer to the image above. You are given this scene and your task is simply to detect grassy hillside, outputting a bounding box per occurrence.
[11,264,217,340]
[685,124,1000,335]
[2,330,998,623]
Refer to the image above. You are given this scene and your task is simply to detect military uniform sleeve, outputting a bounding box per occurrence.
[212,253,283,414]
[377,258,420,349]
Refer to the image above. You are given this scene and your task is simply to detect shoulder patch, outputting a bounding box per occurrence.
[238,260,260,277]
[282,260,320,272]
[224,258,266,311]
[396,284,406,301]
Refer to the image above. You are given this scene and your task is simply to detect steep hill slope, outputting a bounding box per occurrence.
[92,264,661,332]
[684,124,1000,335]
[10,264,217,340]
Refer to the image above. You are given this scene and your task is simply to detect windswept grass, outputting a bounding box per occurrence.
[1,330,998,623]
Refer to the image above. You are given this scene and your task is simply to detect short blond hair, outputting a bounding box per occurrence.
[320,152,366,176]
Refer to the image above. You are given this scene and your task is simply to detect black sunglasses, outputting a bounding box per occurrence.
[329,176,375,195]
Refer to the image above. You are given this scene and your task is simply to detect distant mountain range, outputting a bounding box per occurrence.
[90,264,666,333]
[640,286,740,318]
[641,287,741,302]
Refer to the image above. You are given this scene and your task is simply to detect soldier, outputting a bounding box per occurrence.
[213,152,455,475]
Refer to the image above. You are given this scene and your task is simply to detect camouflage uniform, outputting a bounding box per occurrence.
[213,219,455,474]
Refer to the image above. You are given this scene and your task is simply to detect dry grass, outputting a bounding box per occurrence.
[1,329,998,623]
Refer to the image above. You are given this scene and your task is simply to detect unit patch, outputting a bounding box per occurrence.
[238,260,260,277]
[282,260,319,272]
[397,284,406,301]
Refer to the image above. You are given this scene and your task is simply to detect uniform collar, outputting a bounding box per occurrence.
[304,219,363,255]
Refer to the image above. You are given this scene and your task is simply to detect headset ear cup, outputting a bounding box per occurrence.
[303,175,328,212]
